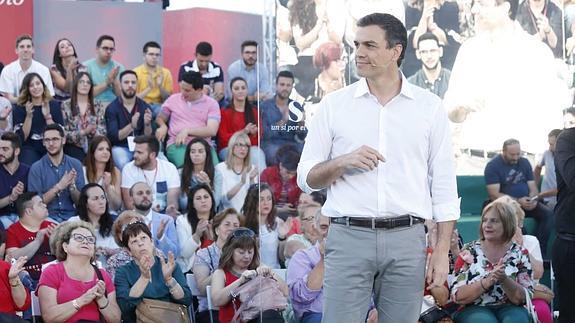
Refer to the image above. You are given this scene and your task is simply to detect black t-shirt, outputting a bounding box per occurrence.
[554,128,575,235]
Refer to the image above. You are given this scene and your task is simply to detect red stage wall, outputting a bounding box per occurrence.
[0,0,33,64]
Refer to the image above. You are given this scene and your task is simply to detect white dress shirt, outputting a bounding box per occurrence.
[297,74,460,222]
[0,59,55,97]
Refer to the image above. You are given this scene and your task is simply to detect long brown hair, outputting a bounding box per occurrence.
[70,72,95,117]
[17,73,53,105]
[84,135,117,185]
[218,228,259,271]
[242,183,277,233]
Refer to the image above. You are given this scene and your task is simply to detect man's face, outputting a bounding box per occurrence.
[180,81,203,102]
[242,45,258,67]
[144,47,161,67]
[131,183,153,212]
[121,74,137,99]
[416,39,442,70]
[276,76,294,100]
[28,196,48,220]
[97,39,115,63]
[16,39,34,61]
[471,0,509,32]
[133,143,152,168]
[314,214,330,239]
[43,130,65,156]
[195,54,211,71]
[354,25,401,78]
[0,140,16,165]
[502,143,521,165]
[548,135,557,153]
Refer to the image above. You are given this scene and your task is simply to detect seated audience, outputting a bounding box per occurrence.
[226,40,271,103]
[38,221,121,322]
[451,199,533,322]
[83,135,122,212]
[179,138,215,210]
[156,70,221,169]
[105,210,146,279]
[83,35,125,105]
[127,182,178,257]
[214,132,258,211]
[61,72,106,161]
[12,73,64,166]
[261,144,302,216]
[50,38,83,101]
[68,183,119,264]
[0,35,55,104]
[286,210,330,323]
[0,132,29,228]
[114,221,191,322]
[0,95,12,134]
[178,41,225,103]
[5,192,56,289]
[242,183,291,269]
[217,77,265,166]
[28,124,84,223]
[0,255,31,317]
[211,227,288,323]
[284,205,322,266]
[121,135,180,216]
[176,183,216,273]
[193,208,241,323]
[134,41,173,116]
[534,129,561,209]
[105,70,153,170]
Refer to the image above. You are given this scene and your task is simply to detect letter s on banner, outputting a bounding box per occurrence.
[288,101,304,123]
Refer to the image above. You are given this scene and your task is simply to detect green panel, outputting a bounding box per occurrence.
[457,176,488,216]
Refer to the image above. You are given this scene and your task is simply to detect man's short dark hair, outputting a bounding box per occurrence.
[134,135,160,155]
[0,131,21,150]
[564,107,575,116]
[15,34,33,48]
[276,145,300,171]
[181,71,204,90]
[16,192,37,217]
[357,13,407,67]
[276,70,294,84]
[503,138,520,150]
[120,70,138,81]
[143,41,161,53]
[241,40,258,52]
[195,41,213,56]
[96,35,115,48]
[549,129,562,138]
[416,32,440,49]
[44,123,65,138]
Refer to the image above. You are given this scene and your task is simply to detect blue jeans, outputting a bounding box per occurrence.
[112,146,134,170]
[454,304,530,323]
[0,213,19,229]
[301,312,322,323]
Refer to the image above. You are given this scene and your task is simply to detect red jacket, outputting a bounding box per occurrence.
[217,106,259,151]
[260,165,302,207]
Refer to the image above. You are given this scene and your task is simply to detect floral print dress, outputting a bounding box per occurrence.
[450,240,534,306]
[61,99,107,152]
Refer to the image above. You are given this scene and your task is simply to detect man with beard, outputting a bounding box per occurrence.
[83,35,125,104]
[0,132,29,229]
[134,41,174,116]
[407,33,451,99]
[260,70,306,165]
[127,181,178,257]
[156,71,220,168]
[105,70,153,170]
[121,135,180,218]
[28,124,84,223]
[484,138,554,258]
[178,42,225,103]
[225,40,271,103]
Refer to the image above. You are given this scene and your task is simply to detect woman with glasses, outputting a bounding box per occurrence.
[217,77,266,167]
[176,183,216,273]
[12,72,64,166]
[83,136,122,212]
[211,227,289,323]
[61,72,106,161]
[68,183,118,264]
[193,208,241,323]
[214,131,258,211]
[114,221,191,322]
[180,138,215,210]
[38,221,121,322]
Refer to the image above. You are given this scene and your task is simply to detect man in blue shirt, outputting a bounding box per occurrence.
[484,138,554,258]
[83,35,125,105]
[226,40,271,103]
[0,131,29,228]
[260,70,306,165]
[28,124,85,223]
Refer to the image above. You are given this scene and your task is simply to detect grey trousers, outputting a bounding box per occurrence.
[322,222,427,323]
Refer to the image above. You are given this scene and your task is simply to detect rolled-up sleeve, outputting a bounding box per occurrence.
[427,103,460,222]
[297,99,333,193]
[286,250,322,305]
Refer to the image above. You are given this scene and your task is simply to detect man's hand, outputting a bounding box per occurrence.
[36,223,57,242]
[156,219,169,240]
[174,129,189,146]
[144,109,152,127]
[107,66,120,85]
[518,197,537,211]
[426,249,449,290]
[57,170,76,191]
[156,125,168,143]
[131,112,141,130]
[10,181,25,202]
[340,145,385,172]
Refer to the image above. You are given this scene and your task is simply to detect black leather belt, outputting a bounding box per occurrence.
[330,215,424,229]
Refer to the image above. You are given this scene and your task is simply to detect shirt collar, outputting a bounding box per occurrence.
[144,210,153,224]
[353,72,415,100]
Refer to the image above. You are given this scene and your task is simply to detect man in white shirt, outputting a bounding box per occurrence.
[297,13,459,322]
[0,35,55,103]
[121,135,180,217]
[129,181,179,258]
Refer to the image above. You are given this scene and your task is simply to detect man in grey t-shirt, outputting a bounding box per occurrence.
[534,129,561,209]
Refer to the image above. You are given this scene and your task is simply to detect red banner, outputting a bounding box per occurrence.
[0,0,33,65]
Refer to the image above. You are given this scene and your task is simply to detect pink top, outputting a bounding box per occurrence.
[160,93,221,146]
[38,262,115,323]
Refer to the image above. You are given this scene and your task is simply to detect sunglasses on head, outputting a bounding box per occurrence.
[121,220,147,235]
[231,228,256,239]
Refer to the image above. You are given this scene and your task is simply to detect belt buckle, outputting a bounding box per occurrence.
[345,217,350,227]
[409,215,413,227]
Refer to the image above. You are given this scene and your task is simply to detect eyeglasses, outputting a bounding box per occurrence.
[71,233,96,244]
[301,217,314,222]
[231,228,255,239]
[100,46,115,52]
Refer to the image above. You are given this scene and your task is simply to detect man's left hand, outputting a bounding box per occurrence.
[426,249,449,290]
